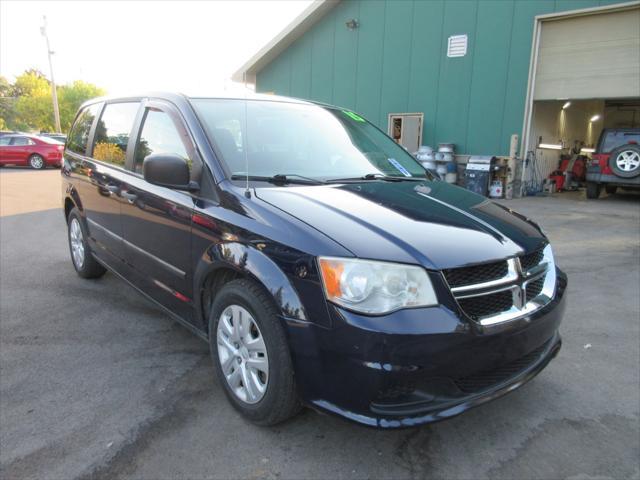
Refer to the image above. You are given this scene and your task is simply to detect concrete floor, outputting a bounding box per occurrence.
[1,169,639,479]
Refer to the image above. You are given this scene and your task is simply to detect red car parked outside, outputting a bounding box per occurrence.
[0,134,64,169]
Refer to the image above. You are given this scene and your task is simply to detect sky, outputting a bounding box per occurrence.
[0,0,313,95]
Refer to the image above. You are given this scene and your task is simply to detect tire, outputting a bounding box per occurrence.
[586,182,601,199]
[67,208,107,279]
[605,185,618,195]
[609,145,640,179]
[209,278,301,426]
[28,154,46,170]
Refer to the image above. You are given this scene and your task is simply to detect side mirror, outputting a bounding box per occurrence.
[143,153,198,191]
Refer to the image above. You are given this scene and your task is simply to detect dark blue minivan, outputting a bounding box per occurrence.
[61,93,566,428]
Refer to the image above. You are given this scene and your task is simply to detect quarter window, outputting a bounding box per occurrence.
[134,109,190,174]
[67,103,101,155]
[93,102,140,167]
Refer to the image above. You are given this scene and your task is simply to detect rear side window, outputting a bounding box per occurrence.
[0,137,10,145]
[92,102,140,167]
[67,103,101,155]
[133,109,190,174]
[601,131,640,153]
[11,137,35,146]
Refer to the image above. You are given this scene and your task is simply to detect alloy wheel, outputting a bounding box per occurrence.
[217,304,269,404]
[29,155,44,169]
[616,150,640,172]
[69,218,85,269]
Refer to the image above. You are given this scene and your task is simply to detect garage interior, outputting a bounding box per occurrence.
[521,4,640,196]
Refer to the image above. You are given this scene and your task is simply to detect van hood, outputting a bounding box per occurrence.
[255,180,546,270]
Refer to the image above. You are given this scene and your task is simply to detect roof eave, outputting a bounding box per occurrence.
[232,0,340,84]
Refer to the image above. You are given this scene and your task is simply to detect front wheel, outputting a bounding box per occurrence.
[586,182,601,199]
[28,154,46,170]
[209,279,301,426]
[67,208,106,279]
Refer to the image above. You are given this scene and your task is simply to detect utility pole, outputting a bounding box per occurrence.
[40,16,61,133]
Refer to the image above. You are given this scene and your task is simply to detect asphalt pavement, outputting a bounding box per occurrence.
[0,168,638,479]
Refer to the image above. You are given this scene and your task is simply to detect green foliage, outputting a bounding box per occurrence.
[58,81,105,131]
[0,70,105,133]
[0,75,18,130]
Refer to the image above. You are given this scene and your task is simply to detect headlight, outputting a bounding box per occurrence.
[318,257,438,314]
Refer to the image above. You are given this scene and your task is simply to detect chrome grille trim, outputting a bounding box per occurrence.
[450,258,519,294]
[447,245,556,327]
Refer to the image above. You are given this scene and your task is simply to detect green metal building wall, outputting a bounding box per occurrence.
[255,0,623,156]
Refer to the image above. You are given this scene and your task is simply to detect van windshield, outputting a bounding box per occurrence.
[190,98,429,182]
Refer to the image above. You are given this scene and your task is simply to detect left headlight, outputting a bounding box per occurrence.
[318,257,438,314]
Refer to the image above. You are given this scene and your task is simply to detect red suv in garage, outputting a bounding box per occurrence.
[586,128,640,198]
[0,134,65,169]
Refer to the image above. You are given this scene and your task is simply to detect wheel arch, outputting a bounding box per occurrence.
[64,197,76,222]
[194,242,308,334]
[63,184,84,223]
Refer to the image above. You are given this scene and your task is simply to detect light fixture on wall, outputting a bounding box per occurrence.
[345,19,359,30]
[562,101,571,110]
[580,147,596,154]
[537,136,564,150]
[539,143,563,150]
[590,115,601,122]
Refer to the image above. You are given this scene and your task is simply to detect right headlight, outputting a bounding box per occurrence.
[318,257,438,314]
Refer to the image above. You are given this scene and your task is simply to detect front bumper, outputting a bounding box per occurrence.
[284,269,567,428]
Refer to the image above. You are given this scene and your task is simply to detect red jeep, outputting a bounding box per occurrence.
[586,128,640,198]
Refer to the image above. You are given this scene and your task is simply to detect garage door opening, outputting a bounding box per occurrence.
[523,99,639,194]
[521,2,640,196]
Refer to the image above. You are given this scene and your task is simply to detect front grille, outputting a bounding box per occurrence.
[458,290,513,320]
[443,260,508,288]
[453,341,549,394]
[526,276,545,302]
[519,248,544,272]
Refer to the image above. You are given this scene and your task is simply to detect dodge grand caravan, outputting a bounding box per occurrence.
[61,93,566,428]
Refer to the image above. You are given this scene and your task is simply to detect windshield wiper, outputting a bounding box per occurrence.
[230,174,325,185]
[327,173,426,183]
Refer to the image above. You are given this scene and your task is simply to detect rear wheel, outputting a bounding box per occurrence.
[209,279,301,426]
[586,182,601,199]
[28,154,45,170]
[605,185,618,195]
[67,208,106,279]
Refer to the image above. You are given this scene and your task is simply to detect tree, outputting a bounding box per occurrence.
[0,76,12,97]
[0,75,15,129]
[11,70,55,131]
[0,70,105,133]
[58,81,105,131]
[12,69,49,97]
